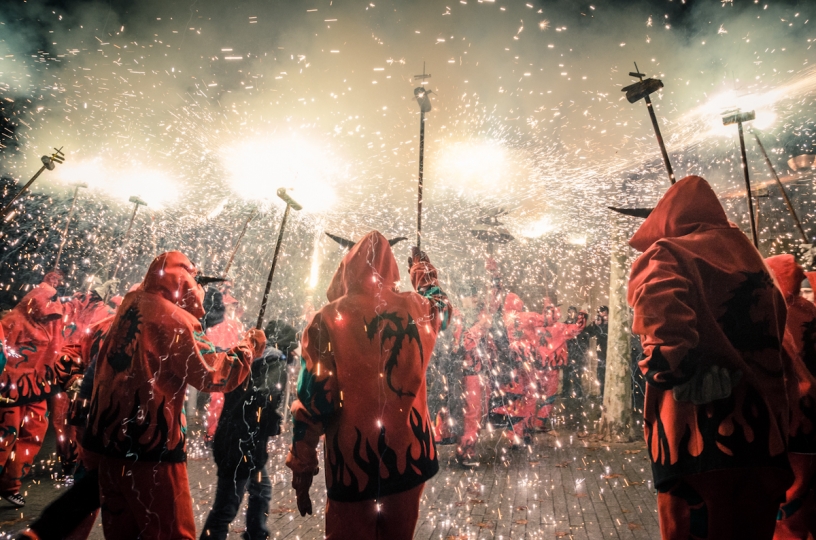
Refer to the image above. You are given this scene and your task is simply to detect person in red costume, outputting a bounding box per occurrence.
[625,176,793,540]
[286,232,452,540]
[492,292,545,445]
[83,251,265,540]
[764,255,816,540]
[527,300,586,432]
[0,277,66,507]
[50,278,119,478]
[204,290,245,442]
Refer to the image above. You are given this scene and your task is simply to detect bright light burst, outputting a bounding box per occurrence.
[433,140,527,201]
[520,215,556,238]
[54,159,179,208]
[220,135,341,214]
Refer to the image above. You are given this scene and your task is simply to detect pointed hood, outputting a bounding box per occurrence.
[504,292,524,313]
[629,176,730,253]
[142,251,205,318]
[16,283,63,323]
[325,231,401,302]
[765,254,805,302]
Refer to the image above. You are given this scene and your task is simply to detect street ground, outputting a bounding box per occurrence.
[0,401,657,539]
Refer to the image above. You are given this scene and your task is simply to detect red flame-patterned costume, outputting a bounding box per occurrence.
[0,282,65,497]
[84,251,264,540]
[286,232,451,540]
[765,254,816,540]
[627,176,793,539]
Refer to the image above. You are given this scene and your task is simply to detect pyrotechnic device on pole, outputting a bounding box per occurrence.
[414,63,433,249]
[622,63,675,185]
[255,188,302,331]
[470,209,514,255]
[1,147,66,224]
[722,109,759,248]
[111,196,148,280]
[222,207,259,277]
[752,132,808,246]
[53,182,88,270]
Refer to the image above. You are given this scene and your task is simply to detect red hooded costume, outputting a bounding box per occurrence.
[627,176,793,539]
[86,251,260,461]
[286,232,451,537]
[84,251,263,540]
[0,283,65,497]
[765,254,816,540]
[0,283,65,405]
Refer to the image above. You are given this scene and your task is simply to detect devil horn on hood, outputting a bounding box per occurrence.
[607,207,654,219]
[325,232,356,249]
[388,237,408,247]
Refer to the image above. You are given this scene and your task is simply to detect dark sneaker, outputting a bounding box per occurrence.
[4,492,25,507]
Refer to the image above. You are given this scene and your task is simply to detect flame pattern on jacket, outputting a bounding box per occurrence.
[0,284,65,405]
[627,176,792,489]
[286,232,452,502]
[84,252,256,462]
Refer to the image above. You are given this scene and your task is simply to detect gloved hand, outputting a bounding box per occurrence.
[94,278,120,303]
[292,468,319,516]
[244,328,267,358]
[407,246,430,270]
[672,365,742,405]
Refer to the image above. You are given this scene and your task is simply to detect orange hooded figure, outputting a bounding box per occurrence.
[286,232,451,540]
[84,251,265,540]
[627,176,793,540]
[764,254,816,540]
[0,281,65,503]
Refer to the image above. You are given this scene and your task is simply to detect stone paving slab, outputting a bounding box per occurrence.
[0,426,657,539]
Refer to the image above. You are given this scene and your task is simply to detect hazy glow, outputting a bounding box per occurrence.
[434,141,515,198]
[521,216,556,238]
[567,234,588,246]
[221,135,340,214]
[693,90,778,137]
[54,159,179,208]
[307,228,322,290]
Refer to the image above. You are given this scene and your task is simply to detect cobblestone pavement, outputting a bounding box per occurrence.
[0,422,657,540]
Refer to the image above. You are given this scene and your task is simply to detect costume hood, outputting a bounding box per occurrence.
[765,254,805,302]
[326,231,401,302]
[141,251,205,318]
[504,292,524,313]
[629,176,731,253]
[18,284,63,322]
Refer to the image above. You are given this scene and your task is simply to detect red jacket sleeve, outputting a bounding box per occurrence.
[628,245,700,389]
[409,258,453,332]
[166,322,254,394]
[286,312,337,475]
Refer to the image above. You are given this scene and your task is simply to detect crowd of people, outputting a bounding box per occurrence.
[0,175,812,539]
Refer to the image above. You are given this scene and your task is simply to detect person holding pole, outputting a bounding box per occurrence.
[286,231,452,540]
[83,251,265,540]
[620,175,793,539]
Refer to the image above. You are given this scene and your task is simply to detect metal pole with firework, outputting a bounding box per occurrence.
[0,147,66,223]
[622,63,675,184]
[414,63,433,249]
[111,196,148,279]
[722,109,759,248]
[223,207,259,277]
[255,188,302,330]
[753,133,808,244]
[53,182,88,270]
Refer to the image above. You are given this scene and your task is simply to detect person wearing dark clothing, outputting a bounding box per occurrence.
[563,307,588,398]
[583,306,608,397]
[199,320,296,540]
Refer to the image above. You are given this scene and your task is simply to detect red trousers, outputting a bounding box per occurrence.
[325,483,424,540]
[658,467,789,540]
[50,392,79,469]
[0,401,49,494]
[98,456,196,540]
[775,453,816,540]
[205,392,224,440]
